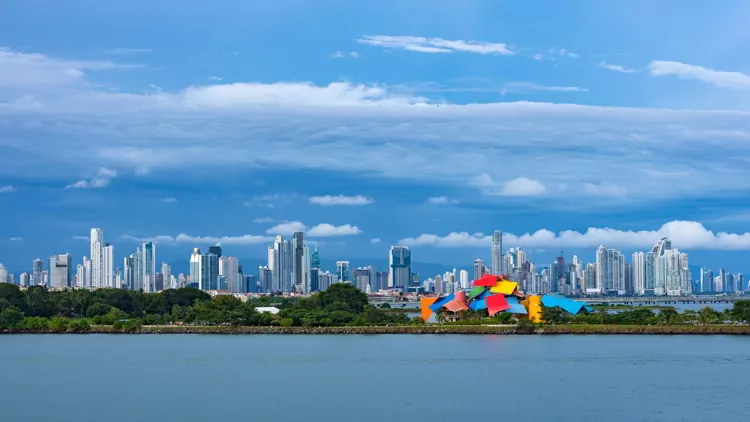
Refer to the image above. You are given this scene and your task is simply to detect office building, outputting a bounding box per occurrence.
[337,261,350,284]
[491,230,503,275]
[90,228,104,288]
[49,254,72,288]
[102,243,114,288]
[388,246,411,290]
[32,258,43,286]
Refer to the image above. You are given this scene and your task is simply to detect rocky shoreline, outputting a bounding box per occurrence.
[4,324,750,335]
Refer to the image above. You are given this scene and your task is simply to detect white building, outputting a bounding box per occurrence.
[103,243,114,288]
[90,228,104,288]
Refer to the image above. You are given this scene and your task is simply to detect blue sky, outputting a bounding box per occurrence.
[2,0,750,275]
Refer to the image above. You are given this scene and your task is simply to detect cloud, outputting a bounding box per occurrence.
[4,47,750,205]
[648,60,750,89]
[553,48,578,58]
[309,195,373,206]
[121,233,273,246]
[599,61,637,73]
[266,221,362,237]
[531,54,544,61]
[357,35,513,55]
[370,238,382,244]
[207,76,223,81]
[0,46,136,88]
[471,174,547,196]
[8,237,24,242]
[501,82,587,94]
[252,217,275,223]
[72,236,89,241]
[160,196,177,203]
[398,221,750,250]
[0,185,15,193]
[266,221,306,235]
[329,51,359,59]
[427,196,459,205]
[65,167,117,189]
[243,193,292,208]
[105,48,152,55]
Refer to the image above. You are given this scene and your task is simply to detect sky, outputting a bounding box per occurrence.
[2,0,750,275]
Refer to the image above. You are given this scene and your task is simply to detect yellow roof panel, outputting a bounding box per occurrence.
[490,281,518,295]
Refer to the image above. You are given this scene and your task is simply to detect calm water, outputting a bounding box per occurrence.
[2,335,749,422]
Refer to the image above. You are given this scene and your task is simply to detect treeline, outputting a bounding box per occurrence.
[0,283,410,331]
[542,302,750,325]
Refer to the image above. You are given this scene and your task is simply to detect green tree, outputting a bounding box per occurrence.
[730,300,750,323]
[279,318,294,327]
[86,303,112,318]
[541,306,569,324]
[658,308,680,325]
[0,307,25,329]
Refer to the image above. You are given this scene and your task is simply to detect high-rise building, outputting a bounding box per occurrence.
[133,242,156,292]
[311,247,320,269]
[49,254,72,288]
[337,261,350,284]
[270,236,293,292]
[19,272,30,287]
[124,255,135,290]
[259,266,272,293]
[0,264,8,284]
[491,230,503,275]
[310,267,320,292]
[102,243,114,288]
[595,245,625,294]
[32,258,43,286]
[219,256,240,293]
[388,246,411,290]
[90,228,104,288]
[353,267,370,292]
[700,268,714,293]
[632,252,646,295]
[459,269,469,289]
[190,248,203,289]
[161,262,172,290]
[473,258,485,282]
[292,232,304,292]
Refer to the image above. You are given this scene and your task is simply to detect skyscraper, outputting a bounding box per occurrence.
[632,252,646,295]
[135,242,156,292]
[49,254,72,288]
[595,245,625,294]
[219,256,240,293]
[161,262,173,290]
[491,230,503,275]
[102,243,114,288]
[353,267,371,292]
[459,270,469,289]
[259,266,272,293]
[124,254,135,290]
[388,246,411,290]
[292,232,304,292]
[337,261,350,284]
[311,247,320,269]
[473,258,485,282]
[190,248,203,289]
[90,228,104,288]
[32,258,43,286]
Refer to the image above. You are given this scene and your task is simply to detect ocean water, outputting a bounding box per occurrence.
[1,334,749,422]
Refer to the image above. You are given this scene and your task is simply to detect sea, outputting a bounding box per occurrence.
[1,334,749,421]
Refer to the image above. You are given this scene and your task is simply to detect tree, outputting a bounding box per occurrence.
[0,307,24,329]
[541,306,568,324]
[730,300,750,323]
[86,303,112,318]
[658,308,680,325]
[698,307,720,325]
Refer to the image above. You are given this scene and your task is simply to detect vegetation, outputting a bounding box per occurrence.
[3,282,750,334]
[0,283,410,332]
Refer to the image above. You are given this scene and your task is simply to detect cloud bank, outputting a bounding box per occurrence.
[398,221,750,250]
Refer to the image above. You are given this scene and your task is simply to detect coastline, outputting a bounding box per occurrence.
[3,324,750,335]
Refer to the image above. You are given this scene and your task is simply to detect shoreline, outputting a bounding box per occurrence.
[3,324,750,335]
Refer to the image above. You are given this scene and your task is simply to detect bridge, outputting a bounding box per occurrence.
[368,295,747,307]
[579,296,745,305]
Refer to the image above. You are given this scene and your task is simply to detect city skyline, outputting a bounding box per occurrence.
[3,2,750,274]
[0,227,744,296]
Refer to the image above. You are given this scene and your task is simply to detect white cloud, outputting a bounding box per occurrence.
[266,221,362,237]
[4,47,750,205]
[243,193,292,208]
[370,238,382,244]
[531,54,544,61]
[160,196,177,203]
[8,237,24,242]
[266,221,307,235]
[358,35,513,55]
[208,76,223,81]
[252,217,275,223]
[65,167,117,189]
[309,194,373,206]
[554,48,579,58]
[427,196,459,205]
[0,185,15,193]
[599,61,637,73]
[329,51,359,59]
[502,82,587,94]
[0,46,136,88]
[106,48,152,55]
[648,60,750,89]
[398,221,750,250]
[121,233,273,246]
[471,174,547,197]
[72,236,89,241]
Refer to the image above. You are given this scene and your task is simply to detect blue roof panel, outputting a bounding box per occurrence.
[429,294,455,312]
[541,294,586,315]
[469,298,487,310]
[504,296,528,314]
